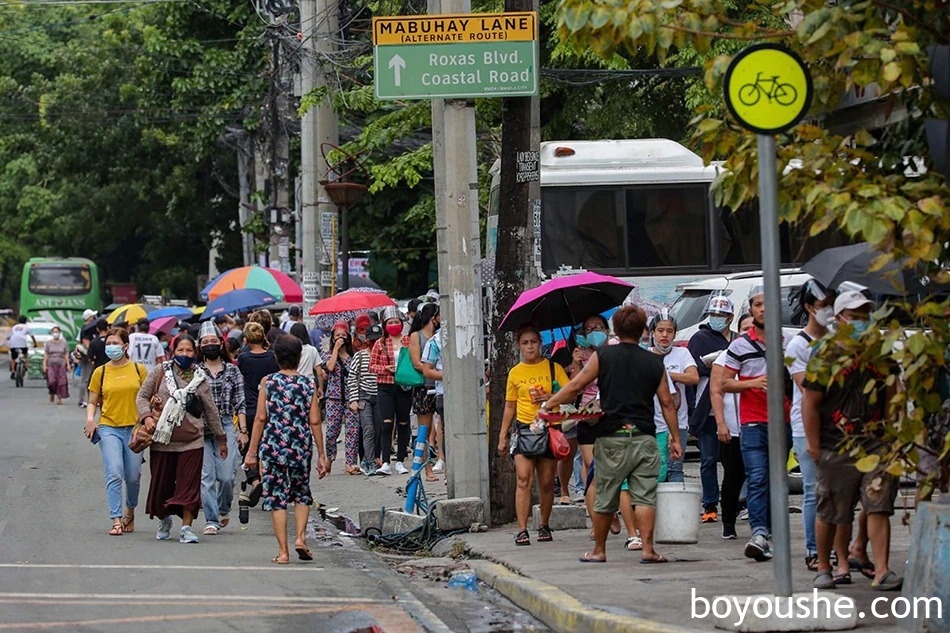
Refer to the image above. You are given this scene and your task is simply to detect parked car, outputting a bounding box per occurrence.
[0,309,14,353]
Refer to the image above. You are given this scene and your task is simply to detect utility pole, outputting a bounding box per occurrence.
[266,35,292,273]
[430,0,489,520]
[236,134,255,267]
[486,0,540,525]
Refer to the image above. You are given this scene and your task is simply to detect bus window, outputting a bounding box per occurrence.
[28,265,92,296]
[541,188,626,271]
[626,185,708,267]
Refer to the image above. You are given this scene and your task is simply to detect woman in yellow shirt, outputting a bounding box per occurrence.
[498,325,570,546]
[84,328,147,536]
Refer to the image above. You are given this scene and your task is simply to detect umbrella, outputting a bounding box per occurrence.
[147,306,194,321]
[149,316,180,335]
[200,289,277,321]
[801,242,929,296]
[498,272,634,332]
[309,288,395,330]
[106,303,158,325]
[338,273,382,290]
[201,266,303,302]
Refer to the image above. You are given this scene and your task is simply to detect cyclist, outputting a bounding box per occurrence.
[8,316,36,379]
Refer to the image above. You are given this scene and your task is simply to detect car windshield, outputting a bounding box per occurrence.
[670,286,803,330]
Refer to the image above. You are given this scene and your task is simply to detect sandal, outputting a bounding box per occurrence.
[515,529,531,546]
[108,522,123,536]
[271,556,289,565]
[832,572,852,585]
[625,536,643,551]
[848,557,875,580]
[295,545,314,561]
[805,554,818,572]
[537,524,553,542]
[121,512,135,534]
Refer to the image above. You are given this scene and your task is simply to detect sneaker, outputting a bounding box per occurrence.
[78,401,87,408]
[359,462,370,475]
[395,462,409,475]
[722,523,737,540]
[744,534,773,562]
[156,517,172,540]
[701,506,718,523]
[432,459,445,473]
[738,508,750,522]
[377,463,393,476]
[202,524,219,536]
[179,525,199,544]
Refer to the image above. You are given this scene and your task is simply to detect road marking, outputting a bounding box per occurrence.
[0,563,324,572]
[0,592,381,604]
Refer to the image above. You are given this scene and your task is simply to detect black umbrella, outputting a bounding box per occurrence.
[801,243,929,296]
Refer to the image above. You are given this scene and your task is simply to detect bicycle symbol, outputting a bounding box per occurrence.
[737,72,798,107]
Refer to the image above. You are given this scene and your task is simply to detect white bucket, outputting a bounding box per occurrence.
[654,482,702,544]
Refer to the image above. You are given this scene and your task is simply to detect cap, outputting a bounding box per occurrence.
[354,313,372,329]
[331,320,349,333]
[198,320,222,341]
[834,290,875,316]
[366,323,384,341]
[289,305,301,317]
[425,289,440,303]
[83,309,97,320]
[381,306,402,323]
[706,295,735,316]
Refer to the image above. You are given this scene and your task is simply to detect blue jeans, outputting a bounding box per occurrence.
[792,436,818,556]
[97,425,143,519]
[201,426,239,527]
[740,423,771,537]
[665,428,685,483]
[571,450,584,497]
[698,419,720,508]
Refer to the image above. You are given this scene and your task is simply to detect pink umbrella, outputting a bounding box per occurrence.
[149,316,179,335]
[498,272,634,332]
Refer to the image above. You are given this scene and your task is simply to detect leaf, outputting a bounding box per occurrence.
[885,461,904,476]
[882,61,901,83]
[855,454,881,473]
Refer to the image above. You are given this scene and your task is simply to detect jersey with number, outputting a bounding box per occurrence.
[128,332,162,370]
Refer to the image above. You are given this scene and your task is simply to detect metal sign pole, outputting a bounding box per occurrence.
[757,133,793,597]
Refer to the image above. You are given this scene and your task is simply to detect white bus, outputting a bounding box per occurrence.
[486,138,844,310]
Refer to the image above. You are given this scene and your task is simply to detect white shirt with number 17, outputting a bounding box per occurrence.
[128,332,163,370]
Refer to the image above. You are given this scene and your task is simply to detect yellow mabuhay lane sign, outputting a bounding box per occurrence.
[373,12,536,46]
[723,44,812,135]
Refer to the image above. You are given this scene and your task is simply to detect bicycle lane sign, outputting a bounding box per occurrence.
[723,43,812,135]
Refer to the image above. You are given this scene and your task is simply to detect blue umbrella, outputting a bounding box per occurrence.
[200,288,277,321]
[147,306,194,321]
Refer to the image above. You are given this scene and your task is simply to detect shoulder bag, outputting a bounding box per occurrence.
[394,345,425,388]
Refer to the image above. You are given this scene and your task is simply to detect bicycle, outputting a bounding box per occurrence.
[13,352,27,388]
[738,73,798,107]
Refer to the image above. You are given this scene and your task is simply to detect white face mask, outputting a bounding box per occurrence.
[814,306,835,328]
[52,332,61,340]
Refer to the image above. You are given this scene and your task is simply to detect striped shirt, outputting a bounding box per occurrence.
[346,349,378,403]
[200,361,246,417]
[723,329,771,425]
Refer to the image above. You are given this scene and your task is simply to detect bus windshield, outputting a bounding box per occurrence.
[28,264,93,296]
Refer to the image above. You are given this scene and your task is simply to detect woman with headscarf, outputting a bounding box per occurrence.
[321,321,360,474]
[370,306,412,476]
[196,321,245,535]
[136,334,227,543]
[43,325,71,404]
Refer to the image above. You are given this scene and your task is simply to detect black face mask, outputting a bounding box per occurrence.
[201,345,222,360]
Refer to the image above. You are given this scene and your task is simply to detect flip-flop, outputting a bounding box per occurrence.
[272,556,289,565]
[625,536,643,551]
[108,523,123,536]
[832,572,852,585]
[640,555,669,564]
[295,546,313,561]
[848,558,875,579]
[578,553,607,563]
[871,570,903,592]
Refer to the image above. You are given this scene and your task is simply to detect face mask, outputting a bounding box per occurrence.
[52,332,61,340]
[385,324,402,337]
[105,344,125,361]
[575,334,589,349]
[174,355,195,370]
[161,341,169,350]
[653,338,673,354]
[849,319,870,337]
[201,345,221,360]
[587,331,608,348]
[639,341,651,350]
[814,306,835,328]
[708,316,728,332]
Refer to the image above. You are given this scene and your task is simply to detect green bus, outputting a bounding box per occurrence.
[20,257,101,344]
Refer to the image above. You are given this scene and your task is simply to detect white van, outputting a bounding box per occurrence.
[669,269,811,343]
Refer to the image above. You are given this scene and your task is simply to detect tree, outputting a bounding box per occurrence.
[555,0,949,488]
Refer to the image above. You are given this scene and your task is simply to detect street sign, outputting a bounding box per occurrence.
[723,44,812,135]
[372,12,538,100]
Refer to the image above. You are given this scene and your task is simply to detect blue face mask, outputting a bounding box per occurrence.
[105,344,125,361]
[586,331,608,348]
[174,355,195,370]
[575,334,589,348]
[708,316,729,332]
[849,320,870,337]
[639,341,651,350]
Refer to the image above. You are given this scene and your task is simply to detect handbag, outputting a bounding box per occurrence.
[515,426,549,457]
[548,427,570,460]
[129,418,154,454]
[394,346,425,388]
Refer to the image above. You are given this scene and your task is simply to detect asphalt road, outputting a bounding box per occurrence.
[0,368,535,633]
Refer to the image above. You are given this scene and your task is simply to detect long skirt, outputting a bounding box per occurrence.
[46,363,69,399]
[146,448,203,519]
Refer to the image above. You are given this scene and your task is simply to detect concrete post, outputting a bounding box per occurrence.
[429,0,490,523]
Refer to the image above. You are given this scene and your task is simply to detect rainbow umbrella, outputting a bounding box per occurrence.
[106,303,158,325]
[201,266,303,302]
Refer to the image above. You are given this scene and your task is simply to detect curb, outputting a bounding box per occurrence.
[467,559,701,633]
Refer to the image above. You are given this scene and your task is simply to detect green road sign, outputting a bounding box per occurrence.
[374,40,537,100]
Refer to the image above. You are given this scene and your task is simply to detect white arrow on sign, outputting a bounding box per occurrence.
[389,54,406,87]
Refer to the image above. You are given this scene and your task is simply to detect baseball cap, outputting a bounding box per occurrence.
[706,295,735,316]
[354,312,372,329]
[833,290,875,316]
[83,309,97,320]
[366,323,384,341]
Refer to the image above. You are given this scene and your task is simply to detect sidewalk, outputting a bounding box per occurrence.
[314,460,918,633]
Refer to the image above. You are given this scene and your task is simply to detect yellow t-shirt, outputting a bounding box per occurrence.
[505,359,570,424]
[89,362,147,427]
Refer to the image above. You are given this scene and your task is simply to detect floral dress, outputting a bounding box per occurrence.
[259,372,315,511]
